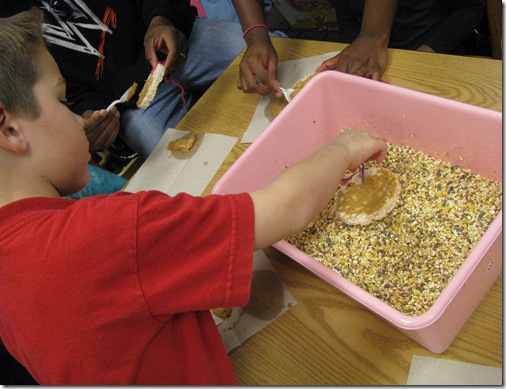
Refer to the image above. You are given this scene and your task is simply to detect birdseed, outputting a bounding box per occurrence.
[286,143,502,316]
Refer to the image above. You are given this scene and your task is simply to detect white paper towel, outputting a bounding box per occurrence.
[407,355,502,385]
[242,51,340,144]
[124,128,237,196]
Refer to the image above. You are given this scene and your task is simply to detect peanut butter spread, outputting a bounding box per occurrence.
[290,73,316,100]
[168,132,198,152]
[269,97,287,117]
[336,167,400,221]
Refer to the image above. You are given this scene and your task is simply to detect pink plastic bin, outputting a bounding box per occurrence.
[212,71,502,353]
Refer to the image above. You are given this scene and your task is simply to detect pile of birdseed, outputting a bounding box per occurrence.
[286,143,502,316]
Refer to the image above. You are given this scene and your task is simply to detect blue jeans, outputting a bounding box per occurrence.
[199,0,273,23]
[121,18,246,159]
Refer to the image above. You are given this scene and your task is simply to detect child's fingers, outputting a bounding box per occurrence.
[336,129,387,169]
[315,56,340,73]
[367,145,388,164]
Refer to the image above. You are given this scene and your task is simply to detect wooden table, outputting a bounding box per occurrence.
[177,38,502,385]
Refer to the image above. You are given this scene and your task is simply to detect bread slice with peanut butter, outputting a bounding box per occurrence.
[335,167,401,226]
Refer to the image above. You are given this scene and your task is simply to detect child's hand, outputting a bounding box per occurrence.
[237,38,280,97]
[82,108,120,152]
[333,128,387,171]
[315,37,388,81]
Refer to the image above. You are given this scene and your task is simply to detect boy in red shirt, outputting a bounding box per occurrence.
[0,8,387,385]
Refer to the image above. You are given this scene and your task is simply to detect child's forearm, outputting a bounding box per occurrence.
[250,142,350,250]
[250,130,387,250]
[232,0,271,47]
[359,0,399,45]
[232,0,267,32]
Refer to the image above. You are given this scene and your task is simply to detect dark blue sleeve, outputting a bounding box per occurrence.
[423,0,485,54]
[139,0,196,38]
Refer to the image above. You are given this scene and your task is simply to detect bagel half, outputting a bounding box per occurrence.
[137,62,166,109]
[289,72,316,100]
[268,73,316,119]
[335,167,401,226]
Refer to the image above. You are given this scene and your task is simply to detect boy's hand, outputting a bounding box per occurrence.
[82,108,120,152]
[334,128,387,171]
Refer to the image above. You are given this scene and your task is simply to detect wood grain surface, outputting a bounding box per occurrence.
[176,37,502,385]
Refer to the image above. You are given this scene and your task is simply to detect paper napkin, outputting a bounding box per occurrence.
[124,128,237,196]
[242,51,340,144]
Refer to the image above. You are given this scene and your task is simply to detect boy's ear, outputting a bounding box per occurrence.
[0,105,28,154]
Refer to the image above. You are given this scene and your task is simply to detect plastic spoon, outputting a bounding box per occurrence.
[106,83,138,111]
[280,87,294,103]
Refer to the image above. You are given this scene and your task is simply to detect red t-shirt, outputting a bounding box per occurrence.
[0,191,255,384]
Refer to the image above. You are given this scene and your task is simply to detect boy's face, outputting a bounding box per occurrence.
[20,47,90,196]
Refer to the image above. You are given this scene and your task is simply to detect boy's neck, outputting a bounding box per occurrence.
[0,169,60,208]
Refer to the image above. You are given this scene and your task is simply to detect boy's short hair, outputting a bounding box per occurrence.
[0,7,45,117]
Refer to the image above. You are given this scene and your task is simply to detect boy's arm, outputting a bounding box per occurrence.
[250,129,387,250]
[232,0,281,97]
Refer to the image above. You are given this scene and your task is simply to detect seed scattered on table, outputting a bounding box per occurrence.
[286,143,502,316]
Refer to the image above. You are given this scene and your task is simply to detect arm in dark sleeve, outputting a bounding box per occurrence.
[138,0,197,38]
[423,0,485,54]
[329,0,364,43]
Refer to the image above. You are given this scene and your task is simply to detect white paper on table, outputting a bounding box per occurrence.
[124,128,237,196]
[212,250,297,353]
[406,355,503,385]
[241,51,340,144]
